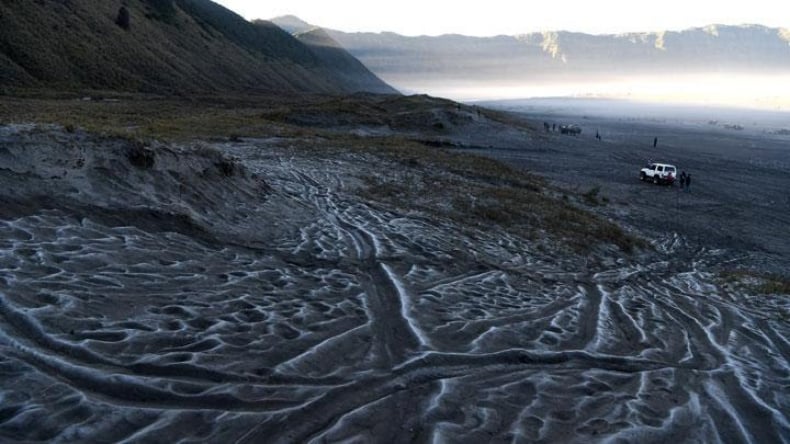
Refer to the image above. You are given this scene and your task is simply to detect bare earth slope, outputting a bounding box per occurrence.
[0,112,787,442]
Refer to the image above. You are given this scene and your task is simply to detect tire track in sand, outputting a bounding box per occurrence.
[290,171,423,368]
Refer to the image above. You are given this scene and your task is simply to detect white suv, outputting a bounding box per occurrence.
[640,162,677,185]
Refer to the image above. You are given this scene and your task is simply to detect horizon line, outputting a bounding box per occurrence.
[265,15,788,38]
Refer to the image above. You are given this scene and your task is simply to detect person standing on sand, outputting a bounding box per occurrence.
[685,173,691,192]
[679,171,687,189]
[653,137,658,148]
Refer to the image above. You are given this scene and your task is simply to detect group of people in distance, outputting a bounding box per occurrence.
[678,170,691,191]
[653,136,691,192]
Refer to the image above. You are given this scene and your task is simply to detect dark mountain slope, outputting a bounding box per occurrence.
[0,0,395,95]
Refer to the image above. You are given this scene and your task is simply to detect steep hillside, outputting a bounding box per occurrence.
[0,0,395,95]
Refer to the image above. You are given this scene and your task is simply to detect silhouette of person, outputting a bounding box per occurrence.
[653,137,658,148]
[679,171,687,188]
[552,123,556,132]
[685,173,691,192]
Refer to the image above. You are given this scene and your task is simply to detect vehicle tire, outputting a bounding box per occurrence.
[640,172,646,181]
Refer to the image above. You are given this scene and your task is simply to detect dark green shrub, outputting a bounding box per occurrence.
[583,185,601,205]
[216,159,236,177]
[127,141,155,169]
[115,6,131,30]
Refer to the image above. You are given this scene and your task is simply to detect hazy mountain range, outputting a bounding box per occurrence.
[273,16,790,97]
[0,1,396,95]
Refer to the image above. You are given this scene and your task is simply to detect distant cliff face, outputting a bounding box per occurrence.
[0,0,396,95]
[271,17,790,95]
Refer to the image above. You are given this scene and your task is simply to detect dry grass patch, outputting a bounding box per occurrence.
[0,95,325,141]
[356,143,645,253]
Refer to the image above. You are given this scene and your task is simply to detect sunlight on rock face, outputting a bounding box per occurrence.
[540,32,563,59]
[654,31,666,50]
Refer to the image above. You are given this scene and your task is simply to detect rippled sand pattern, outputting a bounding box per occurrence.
[0,128,788,443]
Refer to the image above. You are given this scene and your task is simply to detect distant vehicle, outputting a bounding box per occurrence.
[640,162,677,185]
[560,124,582,135]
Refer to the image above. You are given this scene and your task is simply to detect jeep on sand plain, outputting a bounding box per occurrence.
[640,163,677,185]
[560,124,582,135]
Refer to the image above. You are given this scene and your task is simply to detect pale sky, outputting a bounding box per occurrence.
[213,0,789,36]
